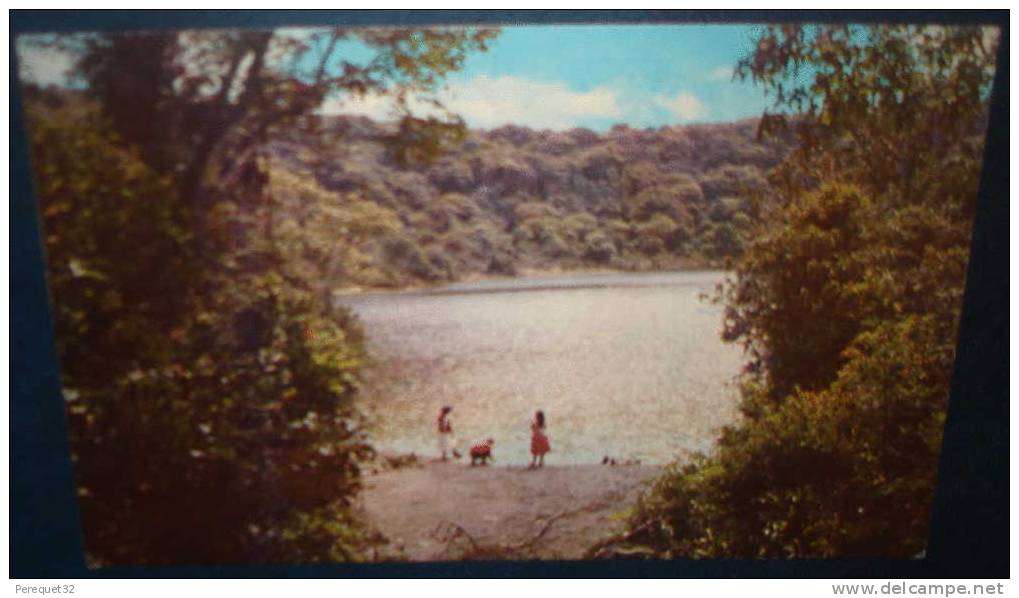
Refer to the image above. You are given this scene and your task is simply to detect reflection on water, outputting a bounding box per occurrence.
[337,271,745,465]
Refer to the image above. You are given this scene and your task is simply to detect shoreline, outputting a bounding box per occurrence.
[333,264,732,298]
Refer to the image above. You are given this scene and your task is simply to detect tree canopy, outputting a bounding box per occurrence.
[24,25,496,565]
[597,24,998,559]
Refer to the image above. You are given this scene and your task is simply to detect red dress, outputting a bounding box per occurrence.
[530,422,550,456]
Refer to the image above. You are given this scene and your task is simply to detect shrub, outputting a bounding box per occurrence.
[29,103,373,566]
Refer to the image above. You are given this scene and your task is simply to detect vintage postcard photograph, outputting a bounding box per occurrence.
[15,19,999,566]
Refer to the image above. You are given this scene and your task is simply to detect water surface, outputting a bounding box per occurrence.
[337,271,744,465]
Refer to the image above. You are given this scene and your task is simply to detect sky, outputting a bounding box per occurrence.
[331,24,775,131]
[17,24,776,132]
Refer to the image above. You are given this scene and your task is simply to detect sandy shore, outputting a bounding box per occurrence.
[359,459,662,561]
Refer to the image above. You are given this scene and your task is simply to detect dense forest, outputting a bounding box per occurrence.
[19,22,998,565]
[266,114,795,288]
[22,27,499,565]
[594,24,997,559]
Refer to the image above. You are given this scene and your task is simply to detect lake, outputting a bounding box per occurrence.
[336,271,745,465]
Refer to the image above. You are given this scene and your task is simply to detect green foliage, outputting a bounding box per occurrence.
[583,230,618,263]
[268,166,404,290]
[633,213,679,256]
[248,107,792,281]
[562,212,599,243]
[26,25,497,566]
[609,24,996,559]
[29,103,373,565]
[610,314,951,558]
[71,27,498,204]
[724,183,878,400]
[26,101,192,384]
[385,116,467,167]
[705,222,741,259]
[381,235,449,282]
[700,165,767,202]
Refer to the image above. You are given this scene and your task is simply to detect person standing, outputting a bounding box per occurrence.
[529,410,550,469]
[437,406,460,461]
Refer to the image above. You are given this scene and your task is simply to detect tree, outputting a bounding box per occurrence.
[75,28,496,208]
[725,24,994,401]
[26,25,497,565]
[267,166,404,295]
[601,24,997,559]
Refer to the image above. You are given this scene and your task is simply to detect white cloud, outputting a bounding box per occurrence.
[445,75,622,130]
[706,66,734,81]
[652,91,707,122]
[16,38,75,87]
[320,91,406,122]
[322,74,623,131]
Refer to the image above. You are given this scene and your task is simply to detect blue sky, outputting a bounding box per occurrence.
[17,24,776,132]
[332,24,775,131]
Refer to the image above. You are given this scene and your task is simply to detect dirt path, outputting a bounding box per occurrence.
[359,459,661,561]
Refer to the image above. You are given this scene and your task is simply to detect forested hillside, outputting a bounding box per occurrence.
[267,115,796,288]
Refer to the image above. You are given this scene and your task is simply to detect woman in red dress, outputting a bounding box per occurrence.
[529,410,550,469]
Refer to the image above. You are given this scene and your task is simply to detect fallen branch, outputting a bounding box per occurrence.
[431,521,482,554]
[431,480,648,559]
[585,519,657,559]
[421,477,656,560]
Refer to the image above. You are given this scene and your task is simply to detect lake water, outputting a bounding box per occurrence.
[336,271,746,465]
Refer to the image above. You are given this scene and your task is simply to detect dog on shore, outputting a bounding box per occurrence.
[469,438,495,466]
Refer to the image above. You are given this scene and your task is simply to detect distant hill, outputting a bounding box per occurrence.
[266,115,790,291]
[268,115,796,289]
[23,86,790,290]
[21,86,796,290]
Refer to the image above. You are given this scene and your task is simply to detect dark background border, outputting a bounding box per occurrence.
[10,9,1009,579]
